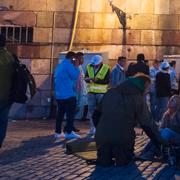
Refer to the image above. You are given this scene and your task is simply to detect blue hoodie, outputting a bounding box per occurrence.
[54,58,80,100]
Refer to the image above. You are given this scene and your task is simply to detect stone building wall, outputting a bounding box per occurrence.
[0,0,180,119]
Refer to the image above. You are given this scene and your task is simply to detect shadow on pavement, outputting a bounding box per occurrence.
[89,163,146,179]
[0,135,65,165]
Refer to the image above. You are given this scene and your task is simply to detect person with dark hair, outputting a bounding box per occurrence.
[125,62,135,77]
[93,73,167,166]
[109,56,127,88]
[65,51,76,59]
[156,61,171,121]
[137,53,145,61]
[0,34,15,148]
[54,51,81,139]
[126,53,149,77]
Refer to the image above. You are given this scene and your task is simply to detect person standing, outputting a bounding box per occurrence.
[156,61,171,122]
[54,51,81,139]
[75,52,88,121]
[85,55,110,135]
[0,34,15,148]
[149,60,160,122]
[169,61,179,96]
[109,56,127,88]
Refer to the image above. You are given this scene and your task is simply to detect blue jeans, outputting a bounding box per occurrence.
[143,128,180,154]
[157,97,169,121]
[88,93,104,129]
[55,97,76,134]
[161,128,180,145]
[0,101,12,147]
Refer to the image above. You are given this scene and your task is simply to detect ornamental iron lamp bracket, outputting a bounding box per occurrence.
[108,0,131,30]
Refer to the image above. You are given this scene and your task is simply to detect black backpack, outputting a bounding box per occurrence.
[11,55,37,103]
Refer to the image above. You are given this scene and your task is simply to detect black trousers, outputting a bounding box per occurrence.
[0,101,11,147]
[55,97,76,134]
[96,143,133,166]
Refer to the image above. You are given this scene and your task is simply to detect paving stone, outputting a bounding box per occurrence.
[73,177,86,180]
[0,120,178,179]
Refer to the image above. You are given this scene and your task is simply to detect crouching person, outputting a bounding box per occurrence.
[93,73,166,167]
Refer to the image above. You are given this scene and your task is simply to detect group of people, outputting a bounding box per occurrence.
[93,54,180,167]
[54,52,128,139]
[54,51,110,139]
[0,30,179,168]
[54,51,180,167]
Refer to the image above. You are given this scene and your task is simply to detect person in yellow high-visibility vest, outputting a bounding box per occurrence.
[85,55,110,135]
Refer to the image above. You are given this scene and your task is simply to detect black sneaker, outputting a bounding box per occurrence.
[72,127,80,132]
[63,127,80,133]
[63,126,80,132]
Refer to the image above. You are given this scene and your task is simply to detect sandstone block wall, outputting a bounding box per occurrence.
[0,0,179,119]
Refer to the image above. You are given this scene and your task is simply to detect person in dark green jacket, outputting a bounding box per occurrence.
[93,73,167,166]
[0,34,15,148]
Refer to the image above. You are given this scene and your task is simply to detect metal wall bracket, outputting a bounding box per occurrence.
[109,1,131,30]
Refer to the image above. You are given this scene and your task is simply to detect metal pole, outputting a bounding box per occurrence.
[68,0,81,51]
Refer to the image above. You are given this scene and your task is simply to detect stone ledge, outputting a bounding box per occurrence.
[0,11,36,26]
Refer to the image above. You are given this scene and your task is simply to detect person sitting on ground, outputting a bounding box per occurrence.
[140,95,180,160]
[93,73,167,167]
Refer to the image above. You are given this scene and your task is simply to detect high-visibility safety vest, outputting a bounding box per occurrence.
[87,64,109,93]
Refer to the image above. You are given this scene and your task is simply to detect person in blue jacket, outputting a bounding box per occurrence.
[54,51,81,139]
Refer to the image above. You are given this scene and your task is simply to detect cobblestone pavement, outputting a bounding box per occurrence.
[0,120,180,180]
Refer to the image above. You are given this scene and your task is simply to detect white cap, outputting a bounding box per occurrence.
[91,55,103,65]
[161,61,170,69]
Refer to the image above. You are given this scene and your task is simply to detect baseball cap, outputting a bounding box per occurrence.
[161,61,170,69]
[91,55,103,65]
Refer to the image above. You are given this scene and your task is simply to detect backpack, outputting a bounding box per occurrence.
[11,56,37,103]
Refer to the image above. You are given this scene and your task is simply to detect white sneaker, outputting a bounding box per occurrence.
[54,133,65,139]
[87,127,96,136]
[65,132,81,139]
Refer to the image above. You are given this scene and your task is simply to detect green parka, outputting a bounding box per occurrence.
[95,79,164,150]
[0,48,14,101]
